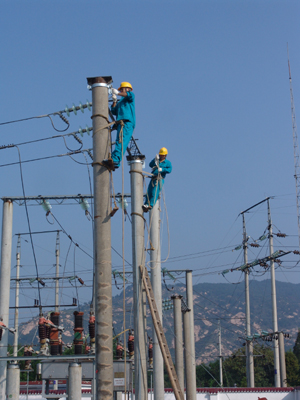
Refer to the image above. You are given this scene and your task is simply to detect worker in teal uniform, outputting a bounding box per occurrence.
[102,82,135,170]
[142,147,172,213]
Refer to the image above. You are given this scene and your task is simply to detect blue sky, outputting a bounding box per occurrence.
[1,1,300,328]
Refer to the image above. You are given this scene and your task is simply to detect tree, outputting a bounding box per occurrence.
[293,328,300,365]
[196,360,220,387]
[285,350,300,387]
[221,344,274,387]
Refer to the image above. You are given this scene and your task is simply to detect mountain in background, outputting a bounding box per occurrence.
[15,279,300,364]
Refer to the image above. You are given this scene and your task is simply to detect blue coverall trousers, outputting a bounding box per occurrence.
[111,121,134,168]
[145,177,164,208]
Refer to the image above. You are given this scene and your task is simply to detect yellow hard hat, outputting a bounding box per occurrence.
[118,82,133,91]
[159,147,168,155]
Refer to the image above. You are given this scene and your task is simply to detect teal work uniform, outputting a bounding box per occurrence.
[111,91,136,167]
[144,158,172,207]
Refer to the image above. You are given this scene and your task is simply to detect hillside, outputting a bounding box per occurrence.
[16,279,300,364]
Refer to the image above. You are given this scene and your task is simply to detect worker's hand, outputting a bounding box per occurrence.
[112,88,119,95]
[158,167,162,172]
[112,94,117,102]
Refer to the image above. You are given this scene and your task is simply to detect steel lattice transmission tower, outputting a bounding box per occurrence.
[288,46,300,248]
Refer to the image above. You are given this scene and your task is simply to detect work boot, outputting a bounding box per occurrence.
[142,205,152,213]
[102,158,115,171]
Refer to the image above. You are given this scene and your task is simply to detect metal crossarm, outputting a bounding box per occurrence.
[126,136,144,158]
[139,265,184,400]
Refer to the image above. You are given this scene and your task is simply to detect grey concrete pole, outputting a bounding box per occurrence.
[68,362,82,400]
[6,363,20,400]
[149,200,164,400]
[172,295,184,393]
[183,308,196,400]
[129,157,147,400]
[218,319,223,387]
[89,76,113,400]
[13,236,20,358]
[186,271,197,390]
[278,332,287,387]
[268,199,281,387]
[55,232,60,312]
[242,214,255,387]
[0,199,13,398]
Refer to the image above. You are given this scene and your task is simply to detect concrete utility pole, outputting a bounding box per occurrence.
[218,319,223,387]
[68,362,82,400]
[13,235,20,358]
[89,76,114,400]
[0,199,13,398]
[242,214,255,387]
[268,199,281,387]
[55,231,60,312]
[183,307,196,400]
[278,332,287,387]
[186,271,197,391]
[6,363,20,400]
[150,200,164,400]
[172,295,184,392]
[129,155,147,400]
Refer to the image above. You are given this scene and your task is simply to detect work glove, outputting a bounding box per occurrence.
[158,168,162,172]
[112,88,119,95]
[112,94,117,102]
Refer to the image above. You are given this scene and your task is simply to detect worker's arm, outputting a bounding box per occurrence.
[119,91,135,102]
[149,158,156,169]
[111,104,117,115]
[160,160,172,174]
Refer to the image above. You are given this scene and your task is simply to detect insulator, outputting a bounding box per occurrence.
[128,330,134,355]
[86,125,91,136]
[0,328,3,341]
[35,299,39,306]
[89,322,95,339]
[78,102,85,113]
[86,100,91,111]
[39,325,46,340]
[37,278,45,287]
[46,326,51,339]
[50,344,59,355]
[148,343,153,360]
[117,197,128,210]
[87,150,93,160]
[73,298,77,306]
[78,126,84,137]
[74,311,84,328]
[41,199,52,213]
[72,134,83,145]
[72,103,77,115]
[116,343,123,359]
[58,112,69,125]
[276,233,286,237]
[294,250,300,255]
[65,105,70,117]
[74,344,82,355]
[79,198,89,211]
[78,277,84,285]
[250,243,260,248]
[50,312,59,326]
[259,234,267,241]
